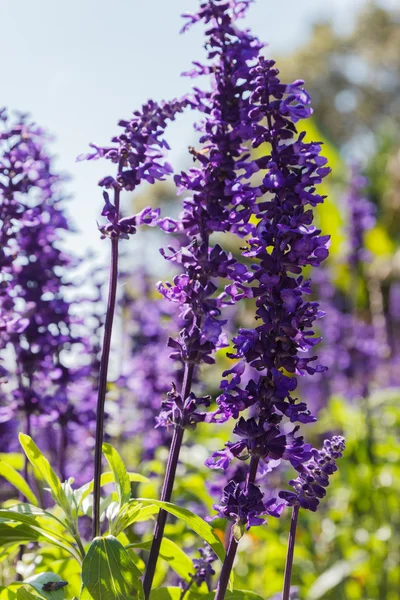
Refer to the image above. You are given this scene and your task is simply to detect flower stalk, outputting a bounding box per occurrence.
[282,505,299,600]
[143,363,195,599]
[214,456,260,600]
[92,189,120,539]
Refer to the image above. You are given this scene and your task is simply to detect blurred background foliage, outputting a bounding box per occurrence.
[1,2,400,599]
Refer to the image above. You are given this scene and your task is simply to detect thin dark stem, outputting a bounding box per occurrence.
[246,455,259,487]
[143,361,195,600]
[180,577,194,600]
[282,505,299,600]
[214,533,239,600]
[92,190,120,540]
[214,456,260,600]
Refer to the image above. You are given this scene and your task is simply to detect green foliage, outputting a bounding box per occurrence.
[81,536,142,600]
[127,538,194,582]
[136,499,226,565]
[0,460,38,506]
[18,436,70,519]
[102,444,132,508]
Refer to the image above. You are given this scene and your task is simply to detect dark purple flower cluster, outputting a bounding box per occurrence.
[213,480,283,529]
[157,0,263,430]
[203,57,331,523]
[156,0,333,528]
[279,436,345,512]
[79,99,188,239]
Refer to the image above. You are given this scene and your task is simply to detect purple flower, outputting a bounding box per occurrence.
[345,165,376,269]
[279,436,345,511]
[191,544,216,587]
[0,109,99,484]
[213,481,266,529]
[79,98,188,239]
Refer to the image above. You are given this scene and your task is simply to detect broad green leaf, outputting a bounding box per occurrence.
[24,573,67,600]
[136,499,225,564]
[76,472,148,508]
[81,535,142,600]
[102,444,131,508]
[111,501,142,537]
[127,538,194,582]
[0,459,38,505]
[18,435,70,517]
[16,589,41,600]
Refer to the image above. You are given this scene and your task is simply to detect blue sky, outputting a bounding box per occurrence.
[1,0,390,256]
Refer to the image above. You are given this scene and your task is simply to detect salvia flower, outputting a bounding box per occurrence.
[214,481,266,529]
[0,109,97,482]
[191,544,217,587]
[207,54,331,502]
[79,98,188,239]
[157,0,263,426]
[279,436,345,512]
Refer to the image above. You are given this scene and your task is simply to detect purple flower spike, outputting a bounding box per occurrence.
[279,436,346,511]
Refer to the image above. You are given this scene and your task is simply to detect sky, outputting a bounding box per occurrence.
[1,0,391,257]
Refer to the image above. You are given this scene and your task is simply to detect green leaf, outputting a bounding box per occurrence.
[0,459,38,505]
[131,504,159,522]
[18,435,70,517]
[16,589,42,600]
[81,535,143,600]
[0,507,81,562]
[0,584,20,600]
[0,522,40,545]
[75,472,148,509]
[24,573,67,600]
[102,444,131,508]
[111,501,143,537]
[136,499,225,564]
[127,538,194,582]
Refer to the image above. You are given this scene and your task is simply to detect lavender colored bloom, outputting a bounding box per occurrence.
[0,109,97,483]
[279,436,345,512]
[345,166,376,269]
[191,544,217,587]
